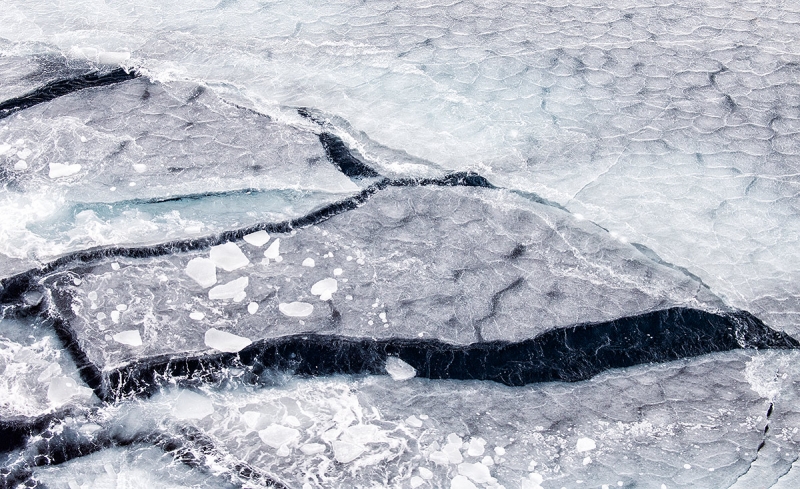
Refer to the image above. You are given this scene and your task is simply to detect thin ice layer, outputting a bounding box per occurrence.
[0,75,360,270]
[47,185,724,372]
[90,349,800,488]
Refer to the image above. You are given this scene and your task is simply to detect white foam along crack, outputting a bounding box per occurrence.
[310,277,338,301]
[244,230,270,247]
[204,328,252,353]
[209,242,250,271]
[208,276,249,301]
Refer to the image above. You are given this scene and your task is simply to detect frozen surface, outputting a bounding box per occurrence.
[54,349,798,489]
[45,185,724,372]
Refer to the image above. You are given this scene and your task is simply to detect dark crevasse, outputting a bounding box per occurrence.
[104,307,798,400]
[0,68,138,120]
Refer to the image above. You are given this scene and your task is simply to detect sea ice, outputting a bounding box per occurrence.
[185,257,217,288]
[310,278,337,301]
[385,357,416,381]
[204,328,252,353]
[333,440,365,464]
[209,242,249,271]
[247,302,259,314]
[112,330,142,347]
[208,277,249,300]
[451,475,478,489]
[576,437,596,452]
[258,424,301,449]
[458,462,492,484]
[264,239,281,259]
[302,258,315,267]
[47,376,93,406]
[244,230,270,247]
[48,162,81,178]
[278,302,313,317]
[171,390,214,420]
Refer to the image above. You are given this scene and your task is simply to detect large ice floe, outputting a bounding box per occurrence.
[2,0,800,487]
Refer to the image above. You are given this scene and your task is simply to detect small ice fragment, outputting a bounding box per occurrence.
[431,450,449,465]
[582,456,592,465]
[300,443,326,455]
[0,143,10,154]
[88,291,98,301]
[346,295,353,300]
[208,277,249,300]
[333,268,343,276]
[411,476,425,488]
[112,330,142,346]
[244,230,270,247]
[276,444,292,457]
[14,160,27,170]
[332,440,365,464]
[17,148,32,159]
[302,258,315,267]
[47,377,92,406]
[37,362,63,383]
[189,311,205,321]
[116,304,127,311]
[185,225,202,234]
[451,475,478,489]
[48,163,81,178]
[210,242,249,271]
[385,357,416,381]
[264,239,281,259]
[406,415,423,428]
[242,411,261,429]
[247,302,259,314]
[419,467,433,479]
[379,312,387,322]
[233,291,247,302]
[259,424,300,449]
[96,312,106,320]
[357,258,365,265]
[186,258,217,287]
[80,136,87,143]
[97,51,131,65]
[132,163,147,173]
[279,302,313,317]
[468,438,486,457]
[458,462,492,483]
[346,256,353,261]
[482,456,494,466]
[684,464,691,469]
[204,328,252,353]
[311,278,338,301]
[111,262,120,271]
[15,139,24,145]
[172,390,214,420]
[576,437,596,452]
[73,278,82,286]
[110,310,120,323]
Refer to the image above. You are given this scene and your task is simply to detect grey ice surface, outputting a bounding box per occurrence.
[0,76,360,274]
[47,185,724,372]
[46,348,794,489]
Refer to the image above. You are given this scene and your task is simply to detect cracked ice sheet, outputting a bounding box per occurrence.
[46,185,723,372]
[0,75,359,277]
[0,314,96,419]
[65,349,800,488]
[3,0,800,333]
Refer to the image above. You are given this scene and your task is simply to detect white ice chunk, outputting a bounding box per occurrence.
[47,377,92,406]
[467,438,486,457]
[300,443,326,455]
[458,463,492,484]
[411,476,425,488]
[310,278,338,301]
[0,144,11,155]
[97,51,131,65]
[37,362,63,383]
[132,163,147,173]
[16,148,32,159]
[48,163,81,178]
[451,475,478,489]
[264,239,281,259]
[333,268,343,276]
[248,302,259,314]
[189,311,205,321]
[14,160,27,170]
[204,328,252,353]
[209,242,249,271]
[279,301,313,317]
[112,330,142,347]
[576,437,596,452]
[385,357,416,381]
[185,258,217,288]
[172,390,214,420]
[244,230,270,247]
[419,467,434,480]
[333,440,365,464]
[405,415,423,428]
[259,424,300,449]
[208,277,249,300]
[302,258,315,267]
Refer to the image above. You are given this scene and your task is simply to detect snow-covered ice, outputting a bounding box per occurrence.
[204,328,252,353]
